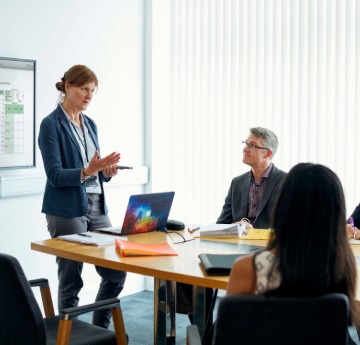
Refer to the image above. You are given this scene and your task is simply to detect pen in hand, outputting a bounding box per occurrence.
[116,166,133,170]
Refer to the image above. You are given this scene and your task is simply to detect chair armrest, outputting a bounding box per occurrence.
[29,278,50,287]
[187,325,202,345]
[60,298,121,320]
[59,298,128,345]
[29,278,55,317]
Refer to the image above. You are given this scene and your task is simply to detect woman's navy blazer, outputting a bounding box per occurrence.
[38,105,108,217]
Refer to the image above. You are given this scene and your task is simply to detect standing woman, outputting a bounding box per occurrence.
[38,65,127,329]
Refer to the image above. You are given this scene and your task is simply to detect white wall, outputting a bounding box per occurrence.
[0,0,147,308]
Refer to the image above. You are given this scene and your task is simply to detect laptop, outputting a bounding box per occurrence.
[98,191,175,235]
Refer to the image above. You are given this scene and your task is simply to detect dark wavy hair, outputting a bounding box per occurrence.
[266,163,359,325]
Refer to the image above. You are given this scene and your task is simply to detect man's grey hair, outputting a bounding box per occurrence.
[250,127,279,158]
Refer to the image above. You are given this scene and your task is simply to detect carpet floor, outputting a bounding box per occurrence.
[119,290,189,345]
[79,290,193,345]
[79,290,360,345]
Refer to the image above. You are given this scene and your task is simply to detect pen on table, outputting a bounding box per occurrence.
[188,226,200,234]
[116,165,133,170]
[78,233,92,238]
[349,217,355,238]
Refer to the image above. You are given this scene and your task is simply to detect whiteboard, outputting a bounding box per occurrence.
[0,57,36,169]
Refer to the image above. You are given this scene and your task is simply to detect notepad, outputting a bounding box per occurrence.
[115,239,178,257]
[58,233,126,246]
[240,229,274,240]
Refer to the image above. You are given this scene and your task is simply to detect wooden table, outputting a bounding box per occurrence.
[32,232,360,344]
[31,231,267,345]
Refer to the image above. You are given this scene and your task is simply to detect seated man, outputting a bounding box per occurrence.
[177,127,287,323]
[217,126,286,228]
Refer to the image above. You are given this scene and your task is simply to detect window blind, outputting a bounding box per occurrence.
[151,0,360,224]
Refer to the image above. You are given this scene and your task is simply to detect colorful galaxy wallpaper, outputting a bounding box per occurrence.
[121,192,175,234]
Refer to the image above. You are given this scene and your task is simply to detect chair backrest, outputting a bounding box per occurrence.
[0,253,46,345]
[212,293,350,345]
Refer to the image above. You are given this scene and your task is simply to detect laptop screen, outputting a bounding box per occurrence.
[121,192,175,235]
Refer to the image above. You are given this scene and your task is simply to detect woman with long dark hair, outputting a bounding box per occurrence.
[227,163,359,337]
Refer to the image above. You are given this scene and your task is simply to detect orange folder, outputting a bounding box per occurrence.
[115,239,179,257]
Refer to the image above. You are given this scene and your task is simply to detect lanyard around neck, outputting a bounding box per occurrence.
[70,121,90,163]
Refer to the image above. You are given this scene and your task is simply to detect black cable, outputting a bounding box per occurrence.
[159,228,187,243]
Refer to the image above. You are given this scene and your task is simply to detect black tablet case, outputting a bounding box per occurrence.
[198,253,245,276]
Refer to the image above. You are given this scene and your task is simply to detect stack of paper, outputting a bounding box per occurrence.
[349,238,360,245]
[199,224,247,238]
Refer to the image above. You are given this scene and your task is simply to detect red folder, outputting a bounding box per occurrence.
[115,239,178,257]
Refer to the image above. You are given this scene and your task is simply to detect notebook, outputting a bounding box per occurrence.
[198,253,246,276]
[98,192,175,235]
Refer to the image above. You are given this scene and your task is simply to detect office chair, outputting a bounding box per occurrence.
[187,293,350,345]
[0,253,128,345]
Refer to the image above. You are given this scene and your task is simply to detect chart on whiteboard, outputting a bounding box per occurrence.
[0,86,25,154]
[0,57,35,169]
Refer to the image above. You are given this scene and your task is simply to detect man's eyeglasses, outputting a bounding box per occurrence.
[242,141,270,150]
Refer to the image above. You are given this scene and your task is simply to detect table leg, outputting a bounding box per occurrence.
[154,278,176,345]
[192,285,207,338]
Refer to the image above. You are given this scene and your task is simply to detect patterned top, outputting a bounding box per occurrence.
[247,164,273,223]
[254,250,281,294]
